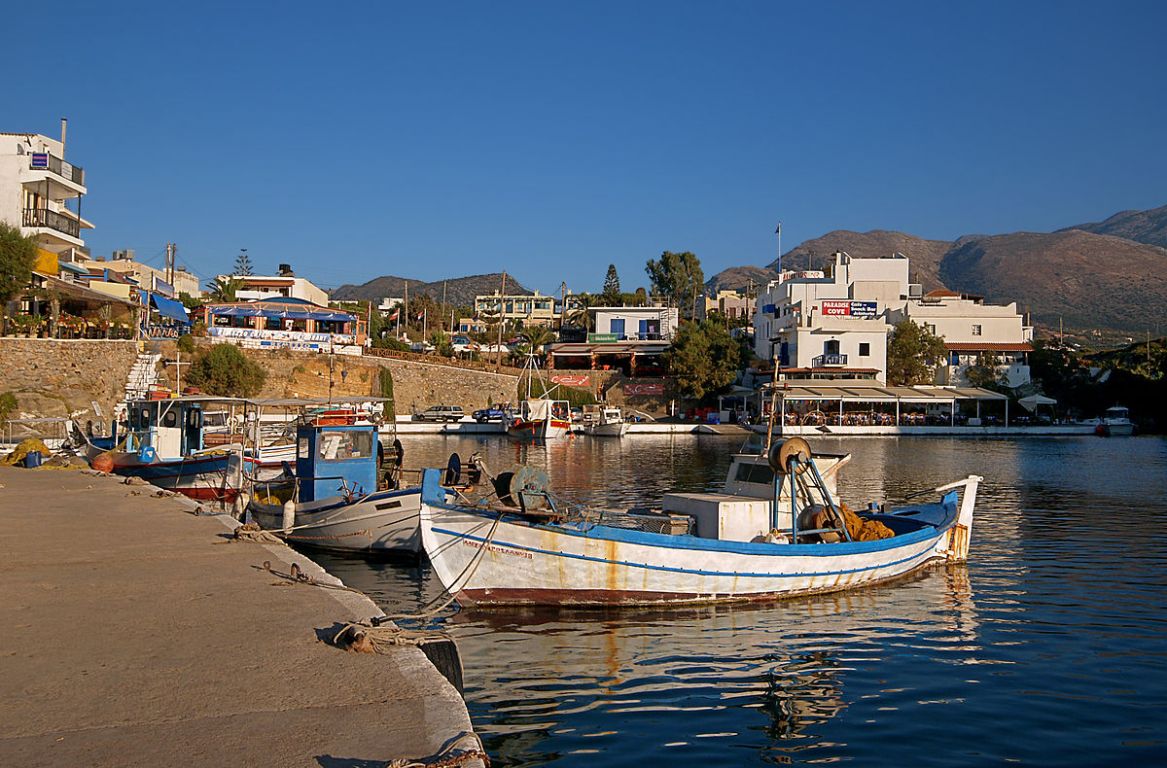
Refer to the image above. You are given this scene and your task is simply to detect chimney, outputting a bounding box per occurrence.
[278,263,294,276]
[60,118,67,154]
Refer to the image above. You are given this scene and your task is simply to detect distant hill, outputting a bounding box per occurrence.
[331,272,532,306]
[1060,204,1167,249]
[940,230,1167,336]
[768,230,951,293]
[705,204,1167,340]
[706,230,950,293]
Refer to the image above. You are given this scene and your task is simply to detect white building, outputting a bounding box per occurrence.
[0,122,93,257]
[220,265,329,306]
[890,291,1033,387]
[591,305,679,341]
[753,252,918,382]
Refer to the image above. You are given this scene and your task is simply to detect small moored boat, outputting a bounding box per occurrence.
[577,405,629,437]
[248,414,422,554]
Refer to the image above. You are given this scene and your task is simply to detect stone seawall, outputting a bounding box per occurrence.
[0,338,139,426]
[156,343,521,414]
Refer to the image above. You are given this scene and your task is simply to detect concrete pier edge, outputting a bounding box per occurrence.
[0,467,484,768]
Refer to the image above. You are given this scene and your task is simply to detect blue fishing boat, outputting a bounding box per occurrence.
[248,414,422,553]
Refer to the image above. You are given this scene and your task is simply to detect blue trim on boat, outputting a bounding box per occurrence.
[430,525,939,579]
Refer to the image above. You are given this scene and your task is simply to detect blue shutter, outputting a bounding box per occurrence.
[610,318,625,338]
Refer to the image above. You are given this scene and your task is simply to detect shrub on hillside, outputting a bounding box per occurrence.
[0,391,18,424]
[176,333,196,355]
[187,344,266,397]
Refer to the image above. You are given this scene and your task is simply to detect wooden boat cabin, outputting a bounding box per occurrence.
[122,399,206,459]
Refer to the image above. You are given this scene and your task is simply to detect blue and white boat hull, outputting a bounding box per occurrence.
[418,471,980,607]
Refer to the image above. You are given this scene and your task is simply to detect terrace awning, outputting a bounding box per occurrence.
[207,305,352,322]
[761,383,1008,403]
[151,294,190,324]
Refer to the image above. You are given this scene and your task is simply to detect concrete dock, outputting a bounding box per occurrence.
[0,466,480,767]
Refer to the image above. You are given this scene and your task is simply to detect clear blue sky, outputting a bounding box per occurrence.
[11,0,1166,296]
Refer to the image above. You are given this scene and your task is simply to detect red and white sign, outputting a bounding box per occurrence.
[821,301,852,316]
[551,374,590,387]
[624,382,664,396]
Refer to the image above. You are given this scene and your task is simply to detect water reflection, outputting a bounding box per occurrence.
[308,434,1167,766]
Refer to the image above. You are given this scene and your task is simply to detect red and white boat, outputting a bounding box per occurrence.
[507,398,571,441]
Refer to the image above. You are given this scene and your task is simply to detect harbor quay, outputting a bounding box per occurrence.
[0,466,481,768]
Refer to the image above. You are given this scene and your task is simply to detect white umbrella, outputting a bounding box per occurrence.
[1018,394,1057,412]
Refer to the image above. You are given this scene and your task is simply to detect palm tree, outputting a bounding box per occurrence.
[521,325,556,353]
[205,276,242,303]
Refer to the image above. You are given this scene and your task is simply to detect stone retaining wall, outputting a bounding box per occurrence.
[0,338,139,426]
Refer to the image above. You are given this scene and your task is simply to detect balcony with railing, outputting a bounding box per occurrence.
[28,153,85,186]
[23,208,81,239]
[812,353,848,367]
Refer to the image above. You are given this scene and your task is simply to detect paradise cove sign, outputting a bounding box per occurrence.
[821,300,878,319]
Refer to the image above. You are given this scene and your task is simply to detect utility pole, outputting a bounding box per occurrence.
[441,280,448,331]
[403,281,409,340]
[495,272,507,371]
[164,242,176,287]
[559,281,567,330]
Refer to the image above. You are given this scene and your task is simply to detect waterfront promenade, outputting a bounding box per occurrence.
[0,467,479,767]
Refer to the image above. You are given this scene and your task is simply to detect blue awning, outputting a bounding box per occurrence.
[151,294,190,324]
[207,305,352,322]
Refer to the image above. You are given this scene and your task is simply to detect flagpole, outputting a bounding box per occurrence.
[775,222,782,276]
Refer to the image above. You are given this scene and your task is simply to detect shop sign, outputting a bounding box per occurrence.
[821,300,878,318]
[551,374,590,386]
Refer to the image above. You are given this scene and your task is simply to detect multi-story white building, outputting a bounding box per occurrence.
[474,291,557,327]
[591,305,679,342]
[0,122,92,257]
[753,252,918,382]
[890,291,1033,387]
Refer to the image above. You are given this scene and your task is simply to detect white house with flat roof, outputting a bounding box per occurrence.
[219,266,329,306]
[890,291,1034,387]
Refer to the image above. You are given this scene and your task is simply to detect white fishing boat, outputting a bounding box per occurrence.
[506,351,571,441]
[1096,406,1135,436]
[248,414,422,554]
[418,438,981,607]
[578,405,629,437]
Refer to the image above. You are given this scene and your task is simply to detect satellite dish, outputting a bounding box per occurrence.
[768,437,812,475]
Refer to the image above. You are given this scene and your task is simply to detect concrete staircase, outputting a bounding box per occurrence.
[124,352,161,400]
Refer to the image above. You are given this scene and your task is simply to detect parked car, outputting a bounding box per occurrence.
[472,406,508,423]
[413,405,465,423]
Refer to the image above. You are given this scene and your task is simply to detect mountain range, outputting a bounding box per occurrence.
[707,204,1167,340]
[331,272,532,307]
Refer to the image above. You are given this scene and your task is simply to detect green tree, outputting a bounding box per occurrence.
[233,249,253,276]
[646,251,704,320]
[0,223,36,333]
[377,366,395,415]
[429,328,453,356]
[187,344,267,397]
[964,351,1004,389]
[0,391,18,424]
[665,320,741,401]
[520,325,556,353]
[205,276,242,303]
[886,320,948,385]
[602,264,621,304]
[178,292,203,310]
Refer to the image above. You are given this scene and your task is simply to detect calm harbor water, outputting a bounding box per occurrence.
[311,435,1167,766]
